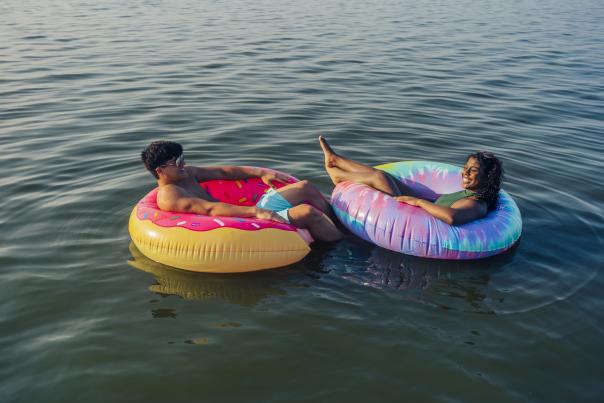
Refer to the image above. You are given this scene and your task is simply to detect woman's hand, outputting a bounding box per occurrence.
[260,170,290,188]
[395,195,423,206]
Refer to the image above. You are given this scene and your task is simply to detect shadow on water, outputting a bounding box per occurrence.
[314,237,520,314]
[127,243,290,307]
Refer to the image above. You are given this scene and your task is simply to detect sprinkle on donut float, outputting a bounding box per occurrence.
[331,161,522,260]
[129,169,313,273]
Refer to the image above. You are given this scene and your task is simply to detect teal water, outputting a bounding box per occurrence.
[1,0,604,401]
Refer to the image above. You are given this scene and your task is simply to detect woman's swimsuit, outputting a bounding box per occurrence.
[434,189,477,207]
[381,170,477,206]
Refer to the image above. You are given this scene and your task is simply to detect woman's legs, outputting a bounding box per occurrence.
[326,166,398,195]
[319,136,398,196]
[319,136,376,173]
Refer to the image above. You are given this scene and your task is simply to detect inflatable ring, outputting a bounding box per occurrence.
[331,161,522,259]
[129,168,313,273]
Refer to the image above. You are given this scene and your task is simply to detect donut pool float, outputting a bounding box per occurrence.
[331,161,522,260]
[129,168,313,273]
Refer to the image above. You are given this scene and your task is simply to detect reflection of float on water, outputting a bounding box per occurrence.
[128,243,287,307]
[333,240,518,314]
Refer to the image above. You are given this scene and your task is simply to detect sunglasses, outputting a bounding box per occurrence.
[161,154,185,168]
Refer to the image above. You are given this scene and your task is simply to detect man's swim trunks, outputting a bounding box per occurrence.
[256,188,293,222]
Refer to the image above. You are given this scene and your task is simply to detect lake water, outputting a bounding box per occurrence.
[1,0,603,401]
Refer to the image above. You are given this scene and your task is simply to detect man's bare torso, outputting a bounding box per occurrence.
[159,168,218,203]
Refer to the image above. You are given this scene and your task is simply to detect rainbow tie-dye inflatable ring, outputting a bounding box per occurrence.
[129,169,313,273]
[331,161,522,260]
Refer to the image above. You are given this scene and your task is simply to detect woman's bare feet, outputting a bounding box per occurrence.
[319,136,344,185]
[319,135,377,175]
[318,135,398,194]
[319,136,338,168]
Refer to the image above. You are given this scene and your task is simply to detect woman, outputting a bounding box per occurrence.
[319,136,503,226]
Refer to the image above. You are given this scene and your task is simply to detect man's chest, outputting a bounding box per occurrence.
[181,179,216,201]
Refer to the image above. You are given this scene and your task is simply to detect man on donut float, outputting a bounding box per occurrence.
[319,136,503,226]
[141,141,343,242]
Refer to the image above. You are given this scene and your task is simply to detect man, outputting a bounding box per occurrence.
[141,141,343,242]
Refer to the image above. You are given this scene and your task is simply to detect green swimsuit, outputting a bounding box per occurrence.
[380,170,477,206]
[434,190,477,207]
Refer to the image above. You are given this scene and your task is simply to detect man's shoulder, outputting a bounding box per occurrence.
[158,183,185,194]
[156,184,189,211]
[157,183,187,203]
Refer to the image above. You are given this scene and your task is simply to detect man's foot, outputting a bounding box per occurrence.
[319,136,338,168]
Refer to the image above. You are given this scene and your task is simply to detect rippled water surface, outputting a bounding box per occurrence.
[1,0,604,401]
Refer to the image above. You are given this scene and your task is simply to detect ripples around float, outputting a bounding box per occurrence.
[1,0,604,401]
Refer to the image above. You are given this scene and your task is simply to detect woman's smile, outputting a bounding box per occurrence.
[462,157,483,190]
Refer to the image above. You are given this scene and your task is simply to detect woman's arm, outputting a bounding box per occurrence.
[395,196,487,226]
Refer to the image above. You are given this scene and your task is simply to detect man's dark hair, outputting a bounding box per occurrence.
[468,151,504,211]
[141,141,183,179]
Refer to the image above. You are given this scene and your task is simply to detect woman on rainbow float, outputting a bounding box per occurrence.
[319,136,502,226]
[319,136,521,259]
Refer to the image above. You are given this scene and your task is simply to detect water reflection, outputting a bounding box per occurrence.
[127,243,288,307]
[129,235,520,314]
[323,239,519,314]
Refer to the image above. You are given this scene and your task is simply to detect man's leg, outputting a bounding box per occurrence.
[274,180,336,220]
[287,204,343,242]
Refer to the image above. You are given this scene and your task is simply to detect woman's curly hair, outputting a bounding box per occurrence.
[468,151,503,211]
[141,141,183,179]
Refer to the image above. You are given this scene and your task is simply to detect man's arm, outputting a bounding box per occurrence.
[158,186,287,222]
[187,166,290,187]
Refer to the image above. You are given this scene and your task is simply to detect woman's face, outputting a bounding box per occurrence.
[462,157,484,190]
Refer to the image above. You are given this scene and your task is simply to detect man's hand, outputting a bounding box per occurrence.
[395,195,422,206]
[260,170,290,188]
[255,207,288,223]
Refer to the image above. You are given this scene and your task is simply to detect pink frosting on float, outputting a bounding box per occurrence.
[135,169,301,233]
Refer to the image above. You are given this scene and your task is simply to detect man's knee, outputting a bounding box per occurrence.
[288,204,320,226]
[296,179,322,195]
[294,179,311,190]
